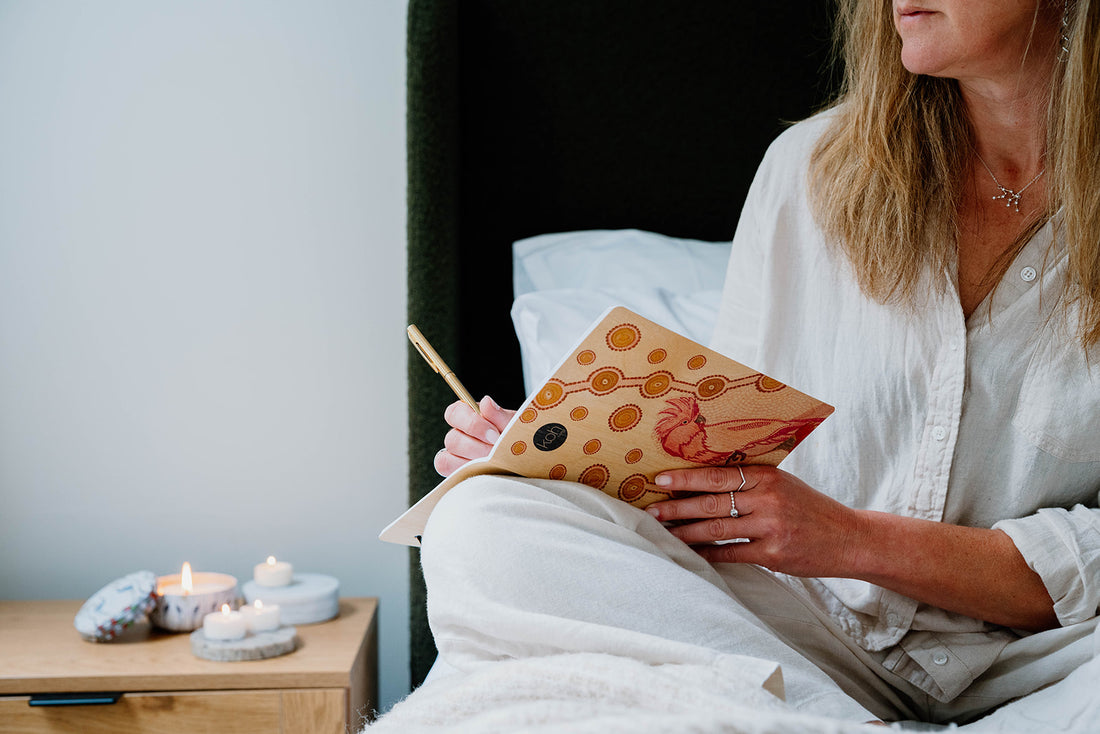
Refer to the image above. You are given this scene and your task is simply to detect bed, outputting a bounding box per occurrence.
[386,0,1100,730]
[404,0,837,689]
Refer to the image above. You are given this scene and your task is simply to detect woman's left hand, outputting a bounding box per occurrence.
[645,465,868,577]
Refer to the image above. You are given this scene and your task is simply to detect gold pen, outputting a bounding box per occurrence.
[407,324,481,414]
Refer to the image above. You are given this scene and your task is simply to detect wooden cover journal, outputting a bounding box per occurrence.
[385,308,832,547]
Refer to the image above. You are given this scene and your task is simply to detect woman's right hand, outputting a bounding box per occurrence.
[434,396,516,476]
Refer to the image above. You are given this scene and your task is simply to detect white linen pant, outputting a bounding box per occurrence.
[420,476,1096,724]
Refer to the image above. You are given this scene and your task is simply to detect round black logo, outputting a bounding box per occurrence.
[532,423,568,451]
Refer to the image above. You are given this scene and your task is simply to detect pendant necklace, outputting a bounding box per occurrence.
[973,153,1045,214]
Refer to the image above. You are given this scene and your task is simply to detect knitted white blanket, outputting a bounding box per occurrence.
[362,652,883,734]
[364,647,1100,734]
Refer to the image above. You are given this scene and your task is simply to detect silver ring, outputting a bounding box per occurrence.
[730,466,746,517]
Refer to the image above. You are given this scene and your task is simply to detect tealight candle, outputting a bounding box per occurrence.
[203,604,247,641]
[240,599,281,633]
[254,556,293,587]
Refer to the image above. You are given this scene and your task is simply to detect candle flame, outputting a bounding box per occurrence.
[221,604,231,615]
[181,562,193,595]
[255,599,264,610]
[266,556,277,565]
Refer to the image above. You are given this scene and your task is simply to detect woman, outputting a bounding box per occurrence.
[428,0,1099,724]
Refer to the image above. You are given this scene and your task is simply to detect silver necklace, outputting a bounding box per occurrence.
[974,153,1045,213]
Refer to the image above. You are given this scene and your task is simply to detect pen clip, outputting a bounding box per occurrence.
[410,339,442,374]
[408,325,444,375]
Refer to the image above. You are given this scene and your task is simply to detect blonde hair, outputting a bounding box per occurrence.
[809,0,1100,346]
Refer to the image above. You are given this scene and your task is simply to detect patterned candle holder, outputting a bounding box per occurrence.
[151,570,238,632]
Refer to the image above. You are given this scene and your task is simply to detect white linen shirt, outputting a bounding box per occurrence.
[710,112,1100,701]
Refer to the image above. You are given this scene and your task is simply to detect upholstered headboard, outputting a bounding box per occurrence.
[406,0,836,686]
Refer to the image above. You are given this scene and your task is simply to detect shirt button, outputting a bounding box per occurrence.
[932,652,949,665]
[932,426,947,441]
[1020,266,1037,282]
[886,613,901,626]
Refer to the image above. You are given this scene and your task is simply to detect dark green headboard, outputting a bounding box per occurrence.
[406,0,836,687]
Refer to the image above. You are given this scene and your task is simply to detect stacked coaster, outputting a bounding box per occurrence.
[242,573,339,624]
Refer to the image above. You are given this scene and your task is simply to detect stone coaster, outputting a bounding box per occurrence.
[242,573,339,625]
[190,626,298,662]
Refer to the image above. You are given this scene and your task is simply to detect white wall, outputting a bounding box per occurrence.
[0,0,411,713]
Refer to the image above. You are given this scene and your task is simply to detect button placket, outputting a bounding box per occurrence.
[911,305,966,520]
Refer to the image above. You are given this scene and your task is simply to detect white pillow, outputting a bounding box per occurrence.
[511,287,722,396]
[512,229,731,298]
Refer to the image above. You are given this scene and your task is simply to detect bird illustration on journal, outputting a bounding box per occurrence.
[653,395,825,467]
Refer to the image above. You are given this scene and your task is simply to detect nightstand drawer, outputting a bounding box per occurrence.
[0,688,347,734]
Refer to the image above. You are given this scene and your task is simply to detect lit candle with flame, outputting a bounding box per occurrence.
[158,562,224,596]
[253,556,293,587]
[202,603,247,640]
[240,598,281,632]
[151,563,239,632]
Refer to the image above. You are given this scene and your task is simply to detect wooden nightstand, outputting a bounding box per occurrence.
[0,597,378,733]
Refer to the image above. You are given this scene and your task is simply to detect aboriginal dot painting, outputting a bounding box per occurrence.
[381,306,838,547]
[490,307,834,509]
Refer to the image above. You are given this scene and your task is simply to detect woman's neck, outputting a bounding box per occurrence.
[958,45,1054,181]
[964,84,1048,181]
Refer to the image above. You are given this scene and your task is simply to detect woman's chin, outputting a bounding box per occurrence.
[898,48,952,78]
